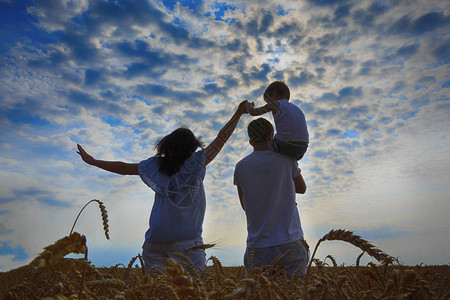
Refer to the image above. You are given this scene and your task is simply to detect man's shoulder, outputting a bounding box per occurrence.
[236,151,293,166]
[235,152,254,167]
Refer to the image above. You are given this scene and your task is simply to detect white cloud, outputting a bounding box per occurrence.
[26,0,89,32]
[0,0,448,268]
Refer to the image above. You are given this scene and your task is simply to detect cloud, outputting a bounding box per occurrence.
[307,0,349,6]
[432,38,450,63]
[0,0,448,269]
[289,70,316,86]
[135,83,206,108]
[394,43,420,60]
[26,0,89,31]
[0,187,71,208]
[239,10,275,39]
[314,86,362,105]
[0,242,29,262]
[386,11,450,36]
[0,223,9,235]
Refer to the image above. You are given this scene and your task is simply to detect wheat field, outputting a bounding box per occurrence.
[1,200,448,299]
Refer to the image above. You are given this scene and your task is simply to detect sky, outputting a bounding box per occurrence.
[0,0,449,271]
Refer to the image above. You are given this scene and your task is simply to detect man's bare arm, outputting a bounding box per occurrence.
[237,185,245,210]
[294,173,307,194]
[77,144,139,175]
[205,101,248,166]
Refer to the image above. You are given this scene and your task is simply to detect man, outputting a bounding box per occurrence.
[234,117,308,276]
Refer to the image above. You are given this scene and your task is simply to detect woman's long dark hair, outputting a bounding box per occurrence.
[155,128,205,176]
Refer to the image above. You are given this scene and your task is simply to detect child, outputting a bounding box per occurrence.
[246,81,309,160]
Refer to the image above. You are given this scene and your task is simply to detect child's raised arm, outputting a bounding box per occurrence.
[205,100,249,166]
[246,101,279,116]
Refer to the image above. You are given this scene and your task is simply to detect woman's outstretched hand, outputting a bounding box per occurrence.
[77,144,96,165]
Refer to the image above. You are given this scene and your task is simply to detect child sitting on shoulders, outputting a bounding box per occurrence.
[246,81,309,160]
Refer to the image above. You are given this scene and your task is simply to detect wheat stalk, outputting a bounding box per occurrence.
[70,199,110,240]
[86,278,126,289]
[185,243,216,253]
[270,249,292,269]
[311,229,393,266]
[207,255,225,288]
[30,232,87,268]
[324,254,337,268]
[301,238,310,262]
[303,229,394,300]
[127,255,140,269]
[356,251,365,267]
[172,252,201,280]
[163,258,206,299]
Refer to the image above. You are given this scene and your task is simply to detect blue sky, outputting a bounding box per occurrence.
[0,0,449,271]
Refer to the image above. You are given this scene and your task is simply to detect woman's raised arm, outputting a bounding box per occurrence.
[205,100,249,166]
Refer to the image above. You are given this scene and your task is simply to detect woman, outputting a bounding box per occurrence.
[76,100,248,271]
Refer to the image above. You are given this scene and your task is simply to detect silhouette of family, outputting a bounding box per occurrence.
[77,81,309,276]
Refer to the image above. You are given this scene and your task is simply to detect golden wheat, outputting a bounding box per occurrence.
[70,199,110,240]
[324,254,338,268]
[2,223,448,300]
[30,232,87,268]
[313,229,393,264]
[171,252,202,280]
[2,255,448,299]
[186,243,217,253]
[164,258,207,299]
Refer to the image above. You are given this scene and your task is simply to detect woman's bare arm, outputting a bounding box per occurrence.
[205,100,249,166]
[77,144,139,175]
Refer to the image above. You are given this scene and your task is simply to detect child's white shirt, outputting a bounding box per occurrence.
[273,99,309,143]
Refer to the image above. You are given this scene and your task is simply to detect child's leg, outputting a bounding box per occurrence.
[269,138,280,153]
[270,138,308,160]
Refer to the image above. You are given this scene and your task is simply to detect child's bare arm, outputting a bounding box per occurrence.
[205,100,249,166]
[247,101,280,116]
[77,144,139,175]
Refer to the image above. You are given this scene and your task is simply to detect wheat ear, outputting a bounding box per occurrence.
[303,229,393,300]
[324,255,337,267]
[207,255,225,287]
[310,229,393,266]
[172,252,200,280]
[29,232,88,268]
[70,199,110,240]
[185,243,216,253]
[164,258,206,299]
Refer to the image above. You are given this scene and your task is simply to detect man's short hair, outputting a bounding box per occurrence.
[265,81,290,100]
[248,118,274,144]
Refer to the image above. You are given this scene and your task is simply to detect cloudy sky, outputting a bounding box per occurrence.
[1,0,449,271]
